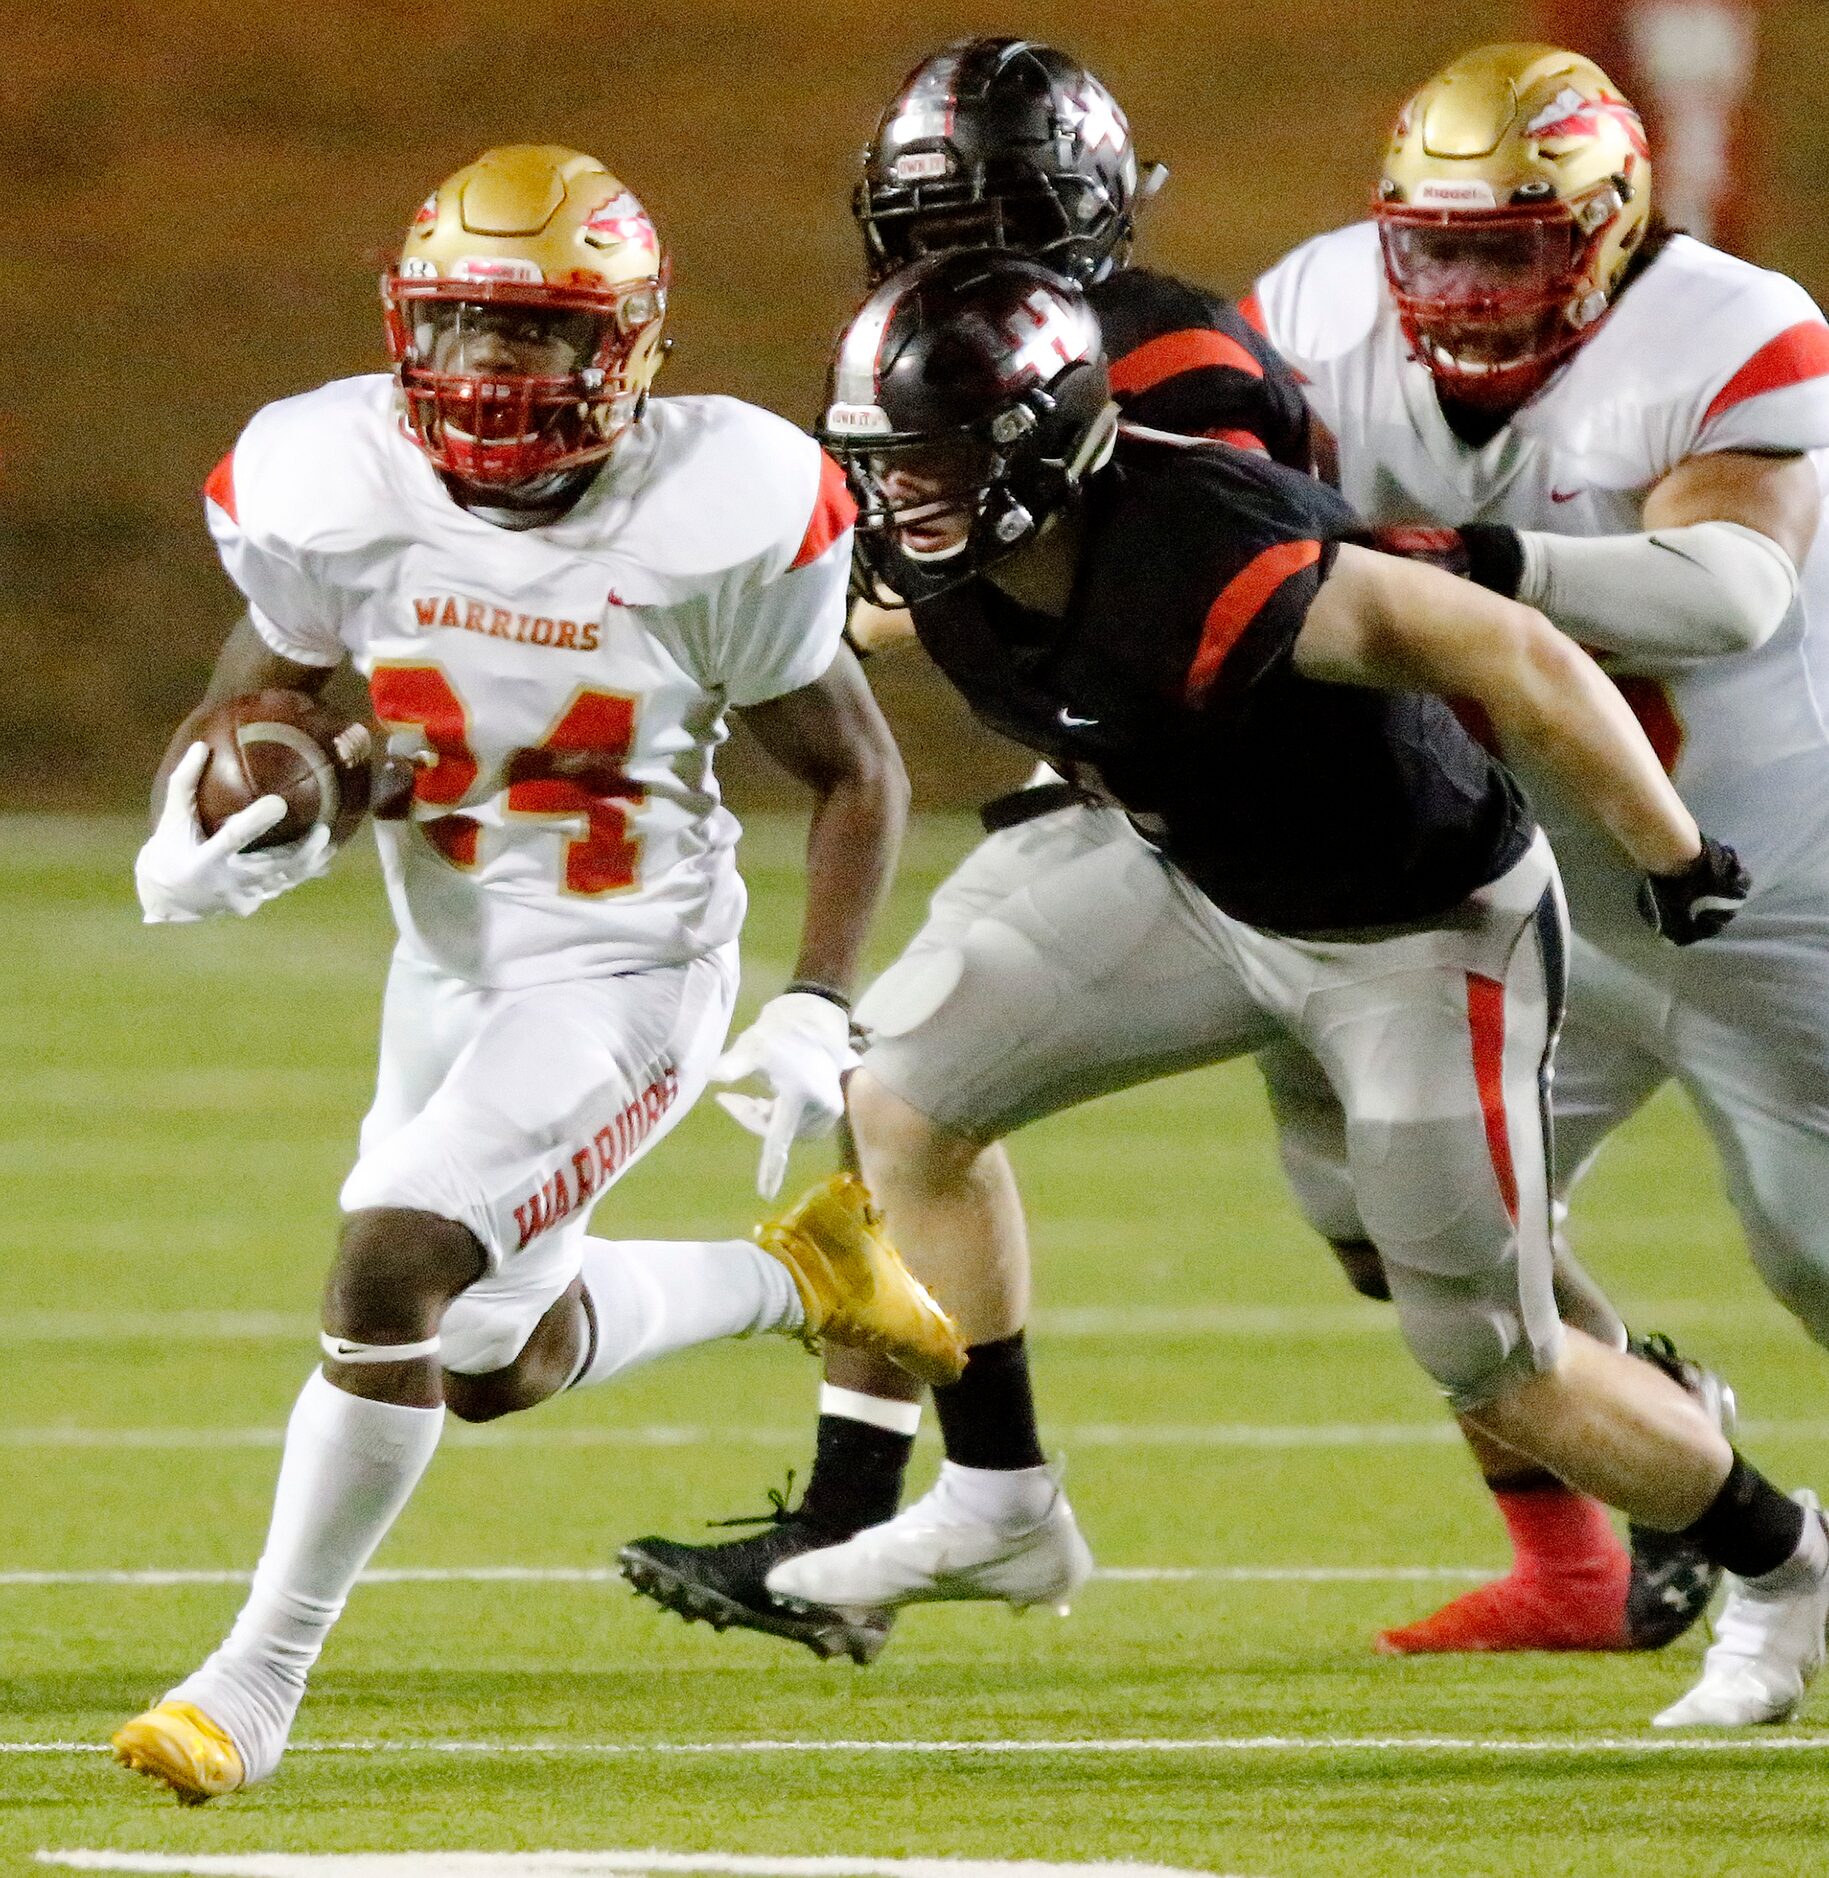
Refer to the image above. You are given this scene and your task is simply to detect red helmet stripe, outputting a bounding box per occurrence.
[1235,291,1268,337]
[791,452,859,570]
[1110,328,1263,397]
[203,450,237,523]
[1184,539,1321,705]
[1702,320,1829,428]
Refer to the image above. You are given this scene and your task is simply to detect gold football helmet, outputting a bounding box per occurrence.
[381,144,669,487]
[1374,44,1652,409]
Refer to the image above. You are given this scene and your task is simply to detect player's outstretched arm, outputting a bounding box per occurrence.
[716,647,910,1195]
[1295,543,1703,880]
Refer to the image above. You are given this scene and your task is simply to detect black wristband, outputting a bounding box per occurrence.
[784,979,852,1013]
[1458,524,1527,598]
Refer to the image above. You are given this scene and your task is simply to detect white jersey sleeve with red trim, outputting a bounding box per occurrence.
[202,377,393,668]
[627,398,854,707]
[1671,249,1829,458]
[717,437,855,708]
[1249,221,1385,437]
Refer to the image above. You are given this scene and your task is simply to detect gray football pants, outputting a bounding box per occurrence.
[859,820,1569,1409]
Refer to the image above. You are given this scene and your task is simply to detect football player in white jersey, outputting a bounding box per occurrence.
[1246,44,1829,1699]
[108,144,964,1804]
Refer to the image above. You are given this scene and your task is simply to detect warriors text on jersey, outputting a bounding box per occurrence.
[1252,223,1829,929]
[911,433,1531,935]
[205,377,854,987]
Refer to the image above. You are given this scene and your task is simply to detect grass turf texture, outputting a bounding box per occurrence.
[4,814,1829,1878]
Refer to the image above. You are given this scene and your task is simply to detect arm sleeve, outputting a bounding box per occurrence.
[718,451,856,707]
[203,446,344,668]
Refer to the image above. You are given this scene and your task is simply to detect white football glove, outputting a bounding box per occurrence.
[134,742,335,925]
[712,989,858,1198]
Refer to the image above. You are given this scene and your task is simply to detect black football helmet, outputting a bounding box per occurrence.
[855,39,1161,285]
[820,251,1117,604]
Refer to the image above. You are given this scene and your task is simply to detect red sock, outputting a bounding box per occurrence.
[1493,1480,1625,1578]
[1377,1481,1632,1655]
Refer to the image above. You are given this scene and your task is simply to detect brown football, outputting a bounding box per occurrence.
[188,690,374,849]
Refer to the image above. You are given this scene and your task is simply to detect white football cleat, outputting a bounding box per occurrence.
[765,1461,1094,1613]
[1653,1491,1829,1728]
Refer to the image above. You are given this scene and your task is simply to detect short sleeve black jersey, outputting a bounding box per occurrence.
[913,434,1533,936]
[1090,267,1310,470]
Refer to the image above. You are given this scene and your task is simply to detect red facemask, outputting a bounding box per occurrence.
[1375,191,1622,412]
[381,276,664,488]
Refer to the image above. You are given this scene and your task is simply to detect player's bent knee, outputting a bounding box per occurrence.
[327,1207,489,1344]
[1384,1264,1561,1412]
[441,1284,585,1422]
[1330,1237,1391,1302]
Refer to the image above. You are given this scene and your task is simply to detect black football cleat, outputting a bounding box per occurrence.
[1625,1332,1737,1649]
[618,1485,894,1665]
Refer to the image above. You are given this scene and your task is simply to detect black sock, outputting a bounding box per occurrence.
[796,1414,914,1537]
[1678,1453,1807,1578]
[931,1331,1046,1471]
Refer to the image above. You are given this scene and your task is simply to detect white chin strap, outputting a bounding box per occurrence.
[1517,518,1800,661]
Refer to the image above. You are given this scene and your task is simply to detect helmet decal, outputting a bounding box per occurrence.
[583,189,661,256]
[1526,86,1649,157]
[1000,287,1093,385]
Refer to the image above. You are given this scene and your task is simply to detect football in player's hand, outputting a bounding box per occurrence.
[187,690,374,849]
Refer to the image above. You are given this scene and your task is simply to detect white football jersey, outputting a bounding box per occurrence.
[207,375,853,987]
[1254,225,1829,933]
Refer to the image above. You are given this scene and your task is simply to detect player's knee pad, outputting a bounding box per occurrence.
[1384,1263,1562,1411]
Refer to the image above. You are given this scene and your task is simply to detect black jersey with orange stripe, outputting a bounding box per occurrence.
[912,431,1530,935]
[1090,267,1310,468]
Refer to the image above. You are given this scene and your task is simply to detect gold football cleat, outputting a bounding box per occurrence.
[111,1700,245,1806]
[757,1172,966,1387]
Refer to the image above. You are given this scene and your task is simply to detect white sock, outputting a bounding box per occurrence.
[570,1236,804,1391]
[168,1369,443,1776]
[819,1381,923,1435]
[936,1457,1057,1528]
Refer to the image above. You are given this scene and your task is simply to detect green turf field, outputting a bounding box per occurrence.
[6,814,1829,1878]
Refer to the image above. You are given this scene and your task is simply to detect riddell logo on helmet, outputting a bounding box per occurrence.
[451,255,544,283]
[1413,179,1499,209]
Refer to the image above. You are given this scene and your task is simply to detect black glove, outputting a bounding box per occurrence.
[1363,523,1526,597]
[1637,836,1750,945]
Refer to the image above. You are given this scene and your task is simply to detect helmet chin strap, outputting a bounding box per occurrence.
[1066,400,1121,484]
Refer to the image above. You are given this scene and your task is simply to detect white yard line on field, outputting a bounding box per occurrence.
[13,1734,1829,1760]
[0,1299,1797,1341]
[0,1564,1493,1589]
[4,1418,1824,1451]
[34,1857,1243,1878]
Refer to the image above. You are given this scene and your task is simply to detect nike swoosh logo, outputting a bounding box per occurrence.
[1056,709,1098,730]
[1549,488,1582,504]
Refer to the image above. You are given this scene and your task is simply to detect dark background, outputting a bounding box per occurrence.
[4,0,1824,808]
